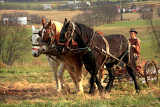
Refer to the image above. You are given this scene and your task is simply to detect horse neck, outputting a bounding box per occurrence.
[51,22,63,42]
[74,23,93,48]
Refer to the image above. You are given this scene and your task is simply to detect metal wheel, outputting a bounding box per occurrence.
[144,60,158,85]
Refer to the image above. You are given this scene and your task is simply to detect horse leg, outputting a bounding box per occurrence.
[74,63,83,94]
[46,56,61,91]
[89,67,103,94]
[66,66,77,89]
[99,68,104,84]
[85,66,103,94]
[105,67,115,93]
[89,73,96,94]
[57,63,65,89]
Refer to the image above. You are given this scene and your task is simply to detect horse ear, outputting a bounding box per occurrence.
[48,19,52,26]
[64,18,67,25]
[32,25,35,33]
[42,18,45,26]
[66,21,70,28]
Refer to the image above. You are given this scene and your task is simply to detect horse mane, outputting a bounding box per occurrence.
[75,22,92,31]
[51,21,63,34]
[74,22,93,41]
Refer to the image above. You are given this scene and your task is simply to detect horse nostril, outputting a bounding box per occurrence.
[34,53,37,57]
[42,49,45,52]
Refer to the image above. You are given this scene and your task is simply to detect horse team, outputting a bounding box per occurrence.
[31,18,140,95]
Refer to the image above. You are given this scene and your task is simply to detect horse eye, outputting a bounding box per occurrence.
[38,31,41,37]
[37,37,41,42]
[30,36,32,41]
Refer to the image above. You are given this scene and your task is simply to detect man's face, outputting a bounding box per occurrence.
[130,32,136,39]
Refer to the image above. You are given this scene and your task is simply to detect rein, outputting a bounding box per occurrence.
[48,55,60,64]
[94,46,137,72]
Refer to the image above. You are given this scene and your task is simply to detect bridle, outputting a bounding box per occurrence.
[31,32,41,50]
[61,22,96,53]
[60,22,77,48]
[41,24,56,48]
[31,31,50,50]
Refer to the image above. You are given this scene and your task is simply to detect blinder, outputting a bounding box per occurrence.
[61,22,76,44]
[60,22,78,50]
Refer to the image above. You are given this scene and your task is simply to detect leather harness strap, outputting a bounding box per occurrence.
[99,35,110,69]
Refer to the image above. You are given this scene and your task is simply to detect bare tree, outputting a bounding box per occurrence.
[148,7,160,53]
[158,5,160,17]
[0,24,30,65]
[139,5,153,20]
[0,22,7,54]
[72,4,118,27]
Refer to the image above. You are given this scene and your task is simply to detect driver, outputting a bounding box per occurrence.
[129,28,140,61]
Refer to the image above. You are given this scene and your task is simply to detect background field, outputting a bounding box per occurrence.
[0,1,160,106]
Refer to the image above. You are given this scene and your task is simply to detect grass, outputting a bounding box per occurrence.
[99,19,160,28]
[0,65,160,106]
[0,94,159,107]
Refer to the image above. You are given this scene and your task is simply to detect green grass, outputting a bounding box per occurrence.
[0,66,49,83]
[100,20,147,28]
[0,65,70,84]
[99,19,159,28]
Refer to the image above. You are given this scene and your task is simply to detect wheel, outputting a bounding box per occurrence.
[144,60,158,85]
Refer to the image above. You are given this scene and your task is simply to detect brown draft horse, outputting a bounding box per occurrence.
[59,18,141,94]
[37,18,84,94]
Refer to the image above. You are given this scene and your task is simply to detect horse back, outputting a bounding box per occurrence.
[104,34,129,55]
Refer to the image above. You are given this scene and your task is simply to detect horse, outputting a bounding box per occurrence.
[59,18,141,94]
[31,25,66,91]
[37,18,84,94]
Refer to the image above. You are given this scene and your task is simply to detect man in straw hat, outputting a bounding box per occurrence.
[129,28,140,61]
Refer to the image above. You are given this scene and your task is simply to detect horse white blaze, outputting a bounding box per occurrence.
[31,26,41,57]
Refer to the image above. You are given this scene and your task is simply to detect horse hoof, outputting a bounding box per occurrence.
[99,88,104,95]
[89,90,95,94]
[105,89,111,93]
[56,88,61,92]
[76,91,84,95]
[136,90,140,93]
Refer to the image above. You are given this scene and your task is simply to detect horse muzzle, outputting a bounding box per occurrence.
[32,51,40,57]
[39,45,49,54]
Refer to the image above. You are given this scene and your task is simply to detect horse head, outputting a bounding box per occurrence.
[31,25,42,57]
[60,18,93,49]
[59,18,76,43]
[39,18,63,54]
